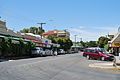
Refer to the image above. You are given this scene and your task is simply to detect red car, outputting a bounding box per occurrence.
[83,47,114,61]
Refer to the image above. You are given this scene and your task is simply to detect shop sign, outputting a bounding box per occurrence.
[112,43,120,47]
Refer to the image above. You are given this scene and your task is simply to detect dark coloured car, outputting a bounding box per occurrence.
[83,47,114,61]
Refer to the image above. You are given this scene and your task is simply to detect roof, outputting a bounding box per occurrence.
[110,32,120,43]
[0,28,22,38]
[0,20,7,29]
[42,30,58,35]
[0,20,22,38]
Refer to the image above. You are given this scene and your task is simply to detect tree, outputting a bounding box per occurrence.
[29,27,38,34]
[47,35,57,43]
[47,36,73,51]
[80,41,86,47]
[85,41,97,47]
[20,28,29,33]
[97,36,110,48]
[20,27,45,35]
[38,27,45,35]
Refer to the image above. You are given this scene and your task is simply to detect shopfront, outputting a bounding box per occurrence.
[109,32,120,56]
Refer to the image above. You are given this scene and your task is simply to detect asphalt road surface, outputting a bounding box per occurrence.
[0,53,119,80]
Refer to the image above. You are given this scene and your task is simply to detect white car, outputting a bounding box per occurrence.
[58,49,65,55]
[31,47,45,57]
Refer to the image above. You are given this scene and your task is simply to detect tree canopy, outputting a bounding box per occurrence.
[20,27,45,35]
[97,36,110,48]
[47,36,73,51]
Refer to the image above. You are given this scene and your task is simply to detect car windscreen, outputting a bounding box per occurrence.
[99,48,109,54]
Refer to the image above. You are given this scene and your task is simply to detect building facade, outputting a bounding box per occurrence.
[21,33,53,48]
[42,30,70,38]
[109,32,120,56]
[0,20,24,57]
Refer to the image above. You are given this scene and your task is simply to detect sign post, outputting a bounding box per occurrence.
[118,53,120,60]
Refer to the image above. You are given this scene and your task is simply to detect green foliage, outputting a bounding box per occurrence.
[104,44,109,51]
[1,37,10,57]
[29,27,38,34]
[80,41,86,47]
[0,37,35,57]
[20,27,45,35]
[47,35,57,43]
[76,41,97,48]
[20,28,29,33]
[97,36,110,48]
[47,36,73,51]
[85,41,97,47]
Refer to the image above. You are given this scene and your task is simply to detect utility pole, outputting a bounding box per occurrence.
[37,23,46,38]
[80,38,82,42]
[37,23,46,29]
[74,35,77,47]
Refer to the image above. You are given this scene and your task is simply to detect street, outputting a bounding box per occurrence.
[0,53,119,80]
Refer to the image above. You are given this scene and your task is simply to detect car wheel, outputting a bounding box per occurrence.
[86,55,90,60]
[101,57,105,61]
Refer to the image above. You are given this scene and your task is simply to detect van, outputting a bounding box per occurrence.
[83,47,114,61]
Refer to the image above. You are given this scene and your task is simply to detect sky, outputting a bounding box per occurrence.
[0,0,120,41]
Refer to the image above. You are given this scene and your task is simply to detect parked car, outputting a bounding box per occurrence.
[44,49,53,56]
[83,47,114,61]
[31,47,45,57]
[58,49,65,55]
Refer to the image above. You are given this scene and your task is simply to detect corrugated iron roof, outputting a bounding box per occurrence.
[0,28,22,38]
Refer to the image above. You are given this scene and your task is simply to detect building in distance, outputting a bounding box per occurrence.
[42,30,70,38]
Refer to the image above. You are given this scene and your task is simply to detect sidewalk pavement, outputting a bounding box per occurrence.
[89,62,120,69]
[0,59,9,62]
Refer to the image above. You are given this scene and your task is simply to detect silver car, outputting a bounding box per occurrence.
[31,47,45,57]
[45,49,53,56]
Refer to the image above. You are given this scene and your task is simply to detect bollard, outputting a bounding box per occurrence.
[119,53,120,60]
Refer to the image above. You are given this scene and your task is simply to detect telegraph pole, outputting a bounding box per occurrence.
[37,23,46,38]
[37,23,46,29]
[74,35,77,47]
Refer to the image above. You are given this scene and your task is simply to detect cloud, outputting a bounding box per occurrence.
[69,26,118,42]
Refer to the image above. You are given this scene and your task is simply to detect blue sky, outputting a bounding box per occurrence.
[0,0,120,41]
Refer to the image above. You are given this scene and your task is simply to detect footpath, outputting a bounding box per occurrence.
[89,62,120,70]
